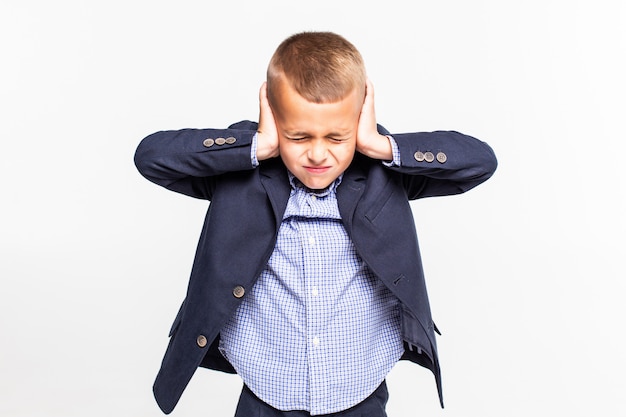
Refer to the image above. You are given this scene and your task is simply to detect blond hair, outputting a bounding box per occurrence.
[267,32,366,105]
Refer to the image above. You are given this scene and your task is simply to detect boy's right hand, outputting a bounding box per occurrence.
[256,82,280,161]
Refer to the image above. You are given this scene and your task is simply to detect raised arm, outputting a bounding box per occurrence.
[389,129,497,199]
[356,80,497,199]
[134,125,258,200]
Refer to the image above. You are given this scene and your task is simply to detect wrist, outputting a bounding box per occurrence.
[359,133,393,161]
[256,131,279,161]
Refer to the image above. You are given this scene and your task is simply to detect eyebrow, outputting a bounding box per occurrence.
[284,131,310,137]
[284,130,351,137]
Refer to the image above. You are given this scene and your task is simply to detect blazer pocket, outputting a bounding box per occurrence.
[364,181,395,224]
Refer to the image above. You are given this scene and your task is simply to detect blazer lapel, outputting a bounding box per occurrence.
[337,160,367,234]
[259,159,291,227]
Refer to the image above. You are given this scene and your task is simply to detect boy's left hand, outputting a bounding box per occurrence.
[356,79,393,161]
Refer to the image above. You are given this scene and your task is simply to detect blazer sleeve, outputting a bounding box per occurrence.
[386,129,498,199]
[134,121,259,200]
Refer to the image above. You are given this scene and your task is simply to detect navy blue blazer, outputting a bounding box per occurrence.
[134,121,497,414]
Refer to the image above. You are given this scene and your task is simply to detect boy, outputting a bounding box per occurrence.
[135,31,497,416]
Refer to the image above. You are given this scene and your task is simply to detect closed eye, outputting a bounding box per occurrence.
[327,137,350,143]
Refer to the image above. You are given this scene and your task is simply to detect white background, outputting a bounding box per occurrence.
[1,1,625,416]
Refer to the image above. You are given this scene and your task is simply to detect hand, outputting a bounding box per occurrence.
[256,82,280,161]
[356,79,393,160]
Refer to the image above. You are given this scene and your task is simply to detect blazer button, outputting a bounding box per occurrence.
[196,335,208,348]
[225,136,237,144]
[203,138,215,148]
[436,152,447,163]
[215,137,226,145]
[414,151,425,162]
[232,285,245,298]
[424,152,435,162]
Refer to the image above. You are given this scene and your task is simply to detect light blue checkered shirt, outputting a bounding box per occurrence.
[219,137,404,415]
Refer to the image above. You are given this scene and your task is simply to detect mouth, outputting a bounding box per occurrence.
[304,166,332,174]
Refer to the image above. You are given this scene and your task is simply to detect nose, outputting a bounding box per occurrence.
[307,139,327,164]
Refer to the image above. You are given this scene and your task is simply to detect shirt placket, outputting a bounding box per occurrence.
[299,191,329,411]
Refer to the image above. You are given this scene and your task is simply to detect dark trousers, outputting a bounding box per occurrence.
[234,381,389,417]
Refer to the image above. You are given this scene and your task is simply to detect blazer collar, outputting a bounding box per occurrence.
[259,155,368,230]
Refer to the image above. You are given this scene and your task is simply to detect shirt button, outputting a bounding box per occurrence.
[308,237,315,245]
[311,287,318,296]
[310,195,317,201]
[312,337,320,346]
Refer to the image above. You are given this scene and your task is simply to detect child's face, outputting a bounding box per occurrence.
[272,81,362,191]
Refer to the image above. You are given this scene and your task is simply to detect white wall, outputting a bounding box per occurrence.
[1,1,624,416]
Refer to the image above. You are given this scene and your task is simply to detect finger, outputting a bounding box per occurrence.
[361,79,375,112]
[361,79,376,117]
[259,82,268,103]
[365,78,374,102]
